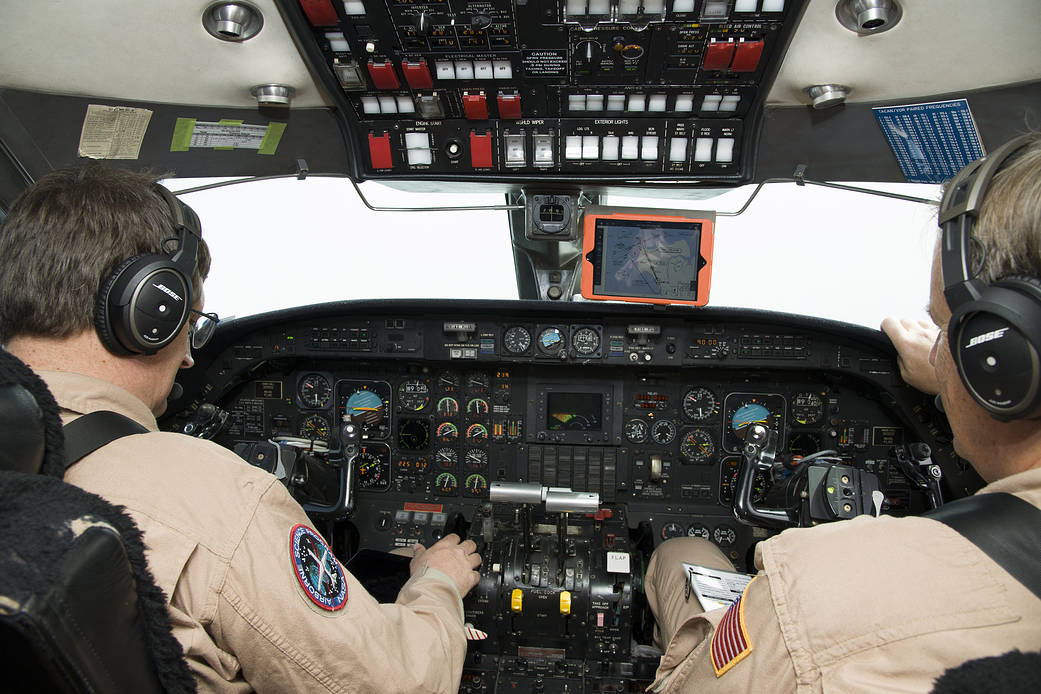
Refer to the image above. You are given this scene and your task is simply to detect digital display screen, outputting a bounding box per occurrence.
[546,392,603,431]
[594,219,702,300]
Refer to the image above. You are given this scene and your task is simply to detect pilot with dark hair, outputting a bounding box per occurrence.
[0,165,481,693]
[643,135,1041,692]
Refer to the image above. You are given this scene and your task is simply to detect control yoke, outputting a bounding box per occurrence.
[732,424,793,529]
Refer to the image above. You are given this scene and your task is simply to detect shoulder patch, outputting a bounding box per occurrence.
[710,590,753,677]
[290,524,348,611]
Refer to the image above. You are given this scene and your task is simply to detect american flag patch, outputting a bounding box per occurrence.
[710,594,753,677]
[464,624,488,641]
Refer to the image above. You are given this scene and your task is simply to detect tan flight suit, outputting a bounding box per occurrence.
[645,467,1041,693]
[45,371,468,694]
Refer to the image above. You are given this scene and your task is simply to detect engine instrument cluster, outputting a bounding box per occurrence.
[168,299,971,693]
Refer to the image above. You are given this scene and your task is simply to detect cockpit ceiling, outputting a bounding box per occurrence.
[1,0,1039,111]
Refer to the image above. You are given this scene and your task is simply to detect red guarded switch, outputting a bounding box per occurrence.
[470,131,493,168]
[300,0,339,26]
[730,39,765,72]
[702,39,735,70]
[368,133,393,169]
[367,60,400,89]
[462,92,489,120]
[401,60,433,88]
[496,91,522,119]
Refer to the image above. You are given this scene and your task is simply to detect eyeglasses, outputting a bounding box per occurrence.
[187,309,220,350]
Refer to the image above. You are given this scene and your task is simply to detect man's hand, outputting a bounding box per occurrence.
[881,316,941,395]
[410,534,482,597]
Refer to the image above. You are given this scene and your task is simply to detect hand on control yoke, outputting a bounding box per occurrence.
[410,533,482,596]
[881,316,941,395]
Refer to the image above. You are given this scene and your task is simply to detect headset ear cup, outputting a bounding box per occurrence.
[94,255,191,356]
[950,278,1041,420]
[94,256,143,356]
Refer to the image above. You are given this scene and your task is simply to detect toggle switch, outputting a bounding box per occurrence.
[702,39,735,70]
[504,133,526,167]
[669,137,688,162]
[368,132,393,169]
[366,60,400,89]
[301,0,339,26]
[716,137,735,162]
[641,135,659,161]
[720,94,740,112]
[511,588,524,613]
[462,92,489,120]
[621,135,639,160]
[730,39,764,72]
[497,91,522,119]
[402,60,433,88]
[404,132,432,166]
[565,135,582,160]
[470,131,493,168]
[694,137,713,162]
[674,94,694,112]
[533,133,555,167]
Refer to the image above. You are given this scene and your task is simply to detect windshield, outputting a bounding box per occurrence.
[166,178,940,330]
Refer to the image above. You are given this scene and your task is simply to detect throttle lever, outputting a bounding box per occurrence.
[890,443,944,509]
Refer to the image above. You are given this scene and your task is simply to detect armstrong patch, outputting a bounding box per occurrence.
[290,524,348,611]
[710,585,754,677]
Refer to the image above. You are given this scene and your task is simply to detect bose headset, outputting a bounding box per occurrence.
[938,134,1041,421]
[94,184,201,357]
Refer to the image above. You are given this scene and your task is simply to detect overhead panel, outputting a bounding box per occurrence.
[279,0,806,183]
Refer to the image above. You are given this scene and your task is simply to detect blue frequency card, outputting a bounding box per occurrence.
[873,99,985,183]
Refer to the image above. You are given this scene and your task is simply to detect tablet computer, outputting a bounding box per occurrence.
[580,207,714,306]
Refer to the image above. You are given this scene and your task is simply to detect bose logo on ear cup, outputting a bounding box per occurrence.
[153,283,183,302]
[964,328,1010,349]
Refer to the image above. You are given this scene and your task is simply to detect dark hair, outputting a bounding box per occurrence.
[0,165,211,343]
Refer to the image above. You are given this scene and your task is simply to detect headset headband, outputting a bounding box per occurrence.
[153,184,201,278]
[940,135,1034,305]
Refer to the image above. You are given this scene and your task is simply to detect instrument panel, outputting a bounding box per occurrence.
[165,299,974,693]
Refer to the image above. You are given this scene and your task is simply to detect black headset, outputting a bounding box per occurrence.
[938,134,1041,421]
[94,184,202,357]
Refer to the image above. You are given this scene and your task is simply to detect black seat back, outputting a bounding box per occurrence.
[0,348,196,693]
